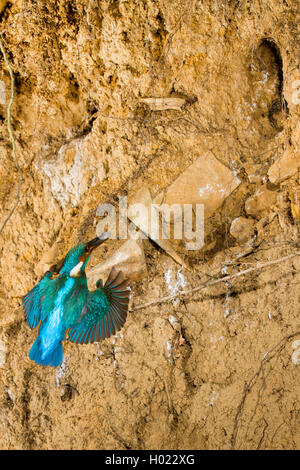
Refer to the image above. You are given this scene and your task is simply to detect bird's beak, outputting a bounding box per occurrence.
[85,232,110,252]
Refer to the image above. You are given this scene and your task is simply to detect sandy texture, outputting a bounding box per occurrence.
[0,0,299,449]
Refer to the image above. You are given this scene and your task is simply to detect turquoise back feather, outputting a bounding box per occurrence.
[63,276,89,328]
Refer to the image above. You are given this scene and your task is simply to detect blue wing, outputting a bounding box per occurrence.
[22,272,52,329]
[23,283,44,329]
[23,259,65,329]
[68,268,130,344]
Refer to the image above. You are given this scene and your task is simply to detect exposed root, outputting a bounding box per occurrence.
[131,251,300,311]
[0,33,23,235]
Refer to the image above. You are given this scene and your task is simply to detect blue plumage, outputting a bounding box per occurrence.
[23,272,51,329]
[23,236,130,367]
[29,336,63,367]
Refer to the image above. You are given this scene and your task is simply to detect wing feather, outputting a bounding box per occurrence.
[68,268,130,344]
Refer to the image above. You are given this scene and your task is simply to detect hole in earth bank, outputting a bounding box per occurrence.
[248,38,288,136]
[259,38,284,95]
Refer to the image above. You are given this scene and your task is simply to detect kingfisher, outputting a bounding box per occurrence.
[22,233,130,367]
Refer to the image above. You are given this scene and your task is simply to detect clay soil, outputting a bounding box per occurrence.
[0,0,299,450]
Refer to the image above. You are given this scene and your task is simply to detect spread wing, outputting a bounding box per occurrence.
[23,280,46,329]
[22,259,65,329]
[68,268,130,344]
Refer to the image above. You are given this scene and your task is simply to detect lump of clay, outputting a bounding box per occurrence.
[230,217,255,243]
[245,186,277,216]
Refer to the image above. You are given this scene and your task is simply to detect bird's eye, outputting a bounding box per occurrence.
[85,246,90,252]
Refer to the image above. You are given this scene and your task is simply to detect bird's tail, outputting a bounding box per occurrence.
[29,337,63,367]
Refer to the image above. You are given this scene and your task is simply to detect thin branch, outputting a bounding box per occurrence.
[131,251,300,311]
[0,34,23,235]
[256,418,269,450]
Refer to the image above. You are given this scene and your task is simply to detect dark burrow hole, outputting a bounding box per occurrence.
[259,38,284,95]
[60,383,74,402]
[255,38,289,130]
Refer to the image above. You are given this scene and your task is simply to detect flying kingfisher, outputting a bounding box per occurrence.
[22,234,130,367]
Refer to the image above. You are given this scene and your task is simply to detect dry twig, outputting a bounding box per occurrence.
[131,251,300,311]
[0,34,23,235]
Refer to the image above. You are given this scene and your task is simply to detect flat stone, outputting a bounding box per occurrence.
[127,187,187,267]
[155,151,241,219]
[230,217,255,243]
[0,340,6,367]
[245,186,277,216]
[140,97,186,111]
[268,149,300,183]
[87,239,147,287]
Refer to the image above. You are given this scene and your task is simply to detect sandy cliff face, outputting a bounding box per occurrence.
[0,0,299,449]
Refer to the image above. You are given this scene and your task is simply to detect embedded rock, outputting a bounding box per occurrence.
[230,217,256,243]
[155,151,241,220]
[268,149,300,184]
[128,187,187,267]
[245,186,277,216]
